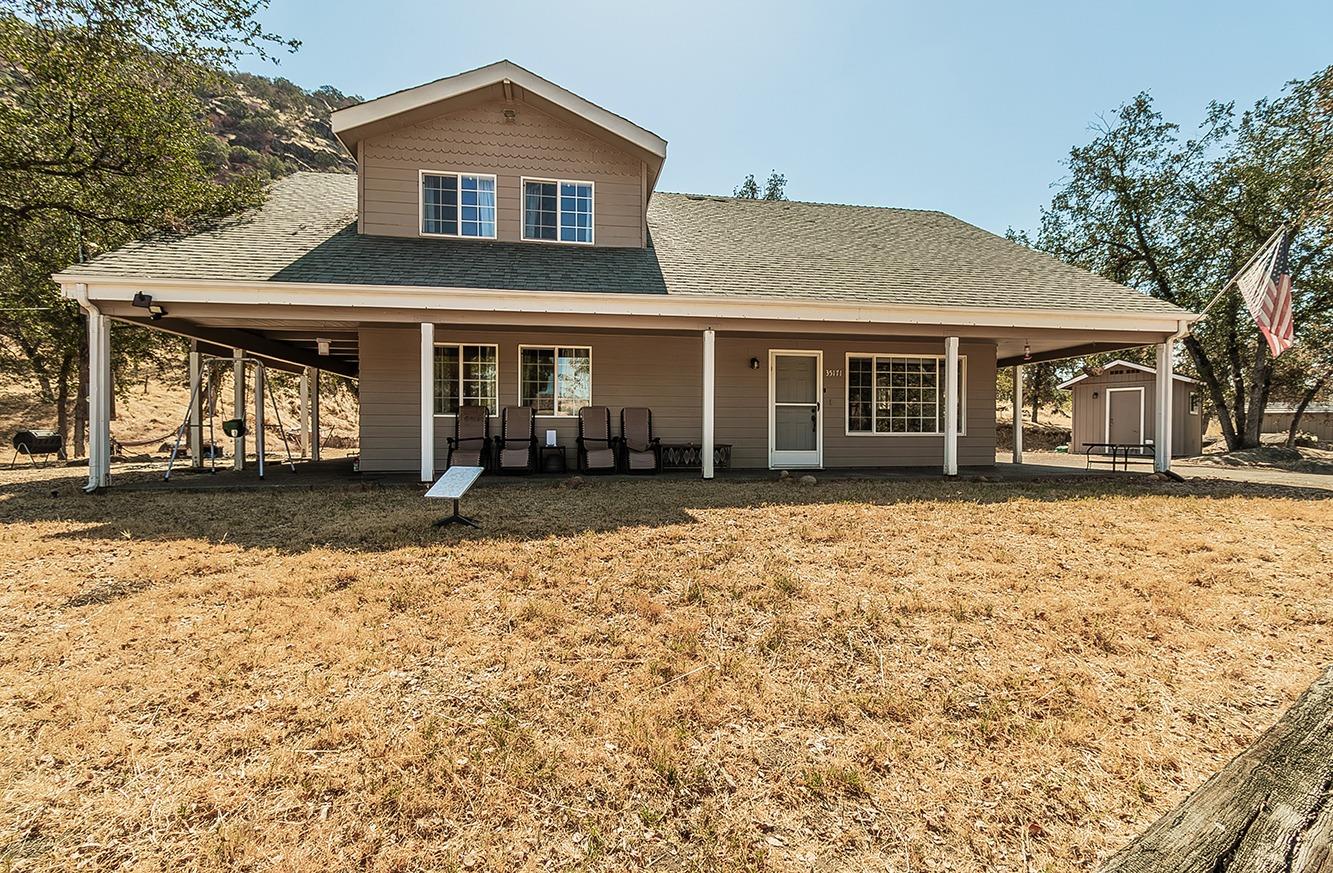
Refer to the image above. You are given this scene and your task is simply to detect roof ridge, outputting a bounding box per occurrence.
[656,191,947,215]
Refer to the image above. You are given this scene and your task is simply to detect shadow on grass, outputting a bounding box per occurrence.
[0,465,1327,555]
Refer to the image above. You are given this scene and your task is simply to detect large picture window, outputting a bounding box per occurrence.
[434,344,498,414]
[522,178,594,244]
[421,172,496,238]
[519,346,592,415]
[846,354,966,435]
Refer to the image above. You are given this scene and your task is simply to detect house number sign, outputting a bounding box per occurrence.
[825,368,842,378]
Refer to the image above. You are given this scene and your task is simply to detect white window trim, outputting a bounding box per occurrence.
[418,169,498,240]
[843,351,967,437]
[432,342,499,417]
[1103,386,1146,444]
[518,344,593,417]
[519,176,596,246]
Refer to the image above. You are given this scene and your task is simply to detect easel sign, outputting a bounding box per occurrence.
[425,466,484,528]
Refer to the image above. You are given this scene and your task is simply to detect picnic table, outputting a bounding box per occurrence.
[1082,442,1152,471]
[425,465,484,528]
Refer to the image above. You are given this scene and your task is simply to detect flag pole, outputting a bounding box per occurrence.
[1190,224,1287,330]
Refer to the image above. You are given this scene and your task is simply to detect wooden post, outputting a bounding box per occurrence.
[232,348,245,471]
[189,342,203,467]
[702,328,715,480]
[310,368,321,463]
[298,368,310,460]
[1102,664,1333,872]
[944,336,959,476]
[1012,363,1024,465]
[420,323,435,482]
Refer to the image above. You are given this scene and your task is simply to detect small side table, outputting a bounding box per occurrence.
[539,445,567,474]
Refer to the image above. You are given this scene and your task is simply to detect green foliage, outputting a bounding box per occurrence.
[0,0,298,452]
[1027,68,1333,449]
[733,171,789,200]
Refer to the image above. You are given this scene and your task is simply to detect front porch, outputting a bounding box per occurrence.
[70,283,1190,491]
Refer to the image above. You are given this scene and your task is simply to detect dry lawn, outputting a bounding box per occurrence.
[0,469,1329,872]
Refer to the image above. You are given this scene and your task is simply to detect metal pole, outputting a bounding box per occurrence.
[944,337,960,476]
[702,328,716,480]
[1012,364,1024,465]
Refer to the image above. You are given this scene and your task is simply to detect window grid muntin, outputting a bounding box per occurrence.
[519,345,593,415]
[847,354,965,435]
[521,177,594,244]
[420,172,496,239]
[434,344,498,415]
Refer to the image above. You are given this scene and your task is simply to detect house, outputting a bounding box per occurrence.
[1058,361,1203,458]
[56,60,1195,489]
[1262,403,1333,443]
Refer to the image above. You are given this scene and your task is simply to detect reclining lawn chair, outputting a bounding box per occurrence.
[619,407,661,474]
[577,406,618,473]
[446,404,491,470]
[496,405,537,474]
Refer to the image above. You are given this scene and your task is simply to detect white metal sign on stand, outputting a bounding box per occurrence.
[425,466,484,528]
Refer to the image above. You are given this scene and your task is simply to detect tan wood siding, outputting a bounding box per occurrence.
[359,328,998,471]
[1067,369,1202,457]
[358,98,645,247]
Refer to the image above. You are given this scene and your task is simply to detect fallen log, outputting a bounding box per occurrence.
[1102,664,1333,872]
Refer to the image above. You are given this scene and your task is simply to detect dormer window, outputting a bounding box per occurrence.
[420,171,497,238]
[522,178,594,244]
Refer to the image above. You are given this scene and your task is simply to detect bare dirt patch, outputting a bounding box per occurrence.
[0,469,1328,871]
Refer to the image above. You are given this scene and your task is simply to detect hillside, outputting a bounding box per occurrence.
[199,70,360,178]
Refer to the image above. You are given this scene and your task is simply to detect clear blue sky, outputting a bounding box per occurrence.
[239,0,1333,236]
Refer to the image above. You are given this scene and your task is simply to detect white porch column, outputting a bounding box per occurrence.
[702,328,716,480]
[1012,363,1024,465]
[86,306,111,490]
[944,336,960,476]
[298,368,309,459]
[420,323,435,482]
[254,362,266,478]
[310,368,322,462]
[1155,340,1174,472]
[188,342,203,468]
[232,348,245,471]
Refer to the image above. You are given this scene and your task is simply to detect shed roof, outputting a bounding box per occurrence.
[1058,360,1200,389]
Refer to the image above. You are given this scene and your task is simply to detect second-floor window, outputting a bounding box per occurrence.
[421,172,496,238]
[522,179,594,244]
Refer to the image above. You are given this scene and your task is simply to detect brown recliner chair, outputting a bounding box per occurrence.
[576,406,618,473]
[446,404,491,470]
[619,407,661,473]
[496,406,537,474]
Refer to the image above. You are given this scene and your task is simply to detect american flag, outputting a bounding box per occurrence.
[1235,230,1295,357]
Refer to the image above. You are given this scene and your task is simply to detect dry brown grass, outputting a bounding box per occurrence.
[0,469,1329,872]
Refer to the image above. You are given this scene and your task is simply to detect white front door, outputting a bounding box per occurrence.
[769,350,823,468]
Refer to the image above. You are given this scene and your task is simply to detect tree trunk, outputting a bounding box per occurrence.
[1286,372,1331,447]
[73,336,88,459]
[1242,338,1271,449]
[1183,334,1241,450]
[55,352,72,459]
[1101,664,1333,872]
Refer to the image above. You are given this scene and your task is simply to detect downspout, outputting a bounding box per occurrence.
[71,283,103,493]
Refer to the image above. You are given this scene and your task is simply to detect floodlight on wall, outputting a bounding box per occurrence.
[131,291,166,320]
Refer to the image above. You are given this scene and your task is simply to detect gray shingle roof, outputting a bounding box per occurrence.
[68,172,1186,315]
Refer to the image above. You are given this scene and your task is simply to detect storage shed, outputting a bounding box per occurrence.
[1059,360,1203,458]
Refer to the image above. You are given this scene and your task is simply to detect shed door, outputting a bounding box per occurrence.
[1106,387,1144,446]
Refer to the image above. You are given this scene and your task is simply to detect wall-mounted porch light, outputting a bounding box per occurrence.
[749,357,760,370]
[317,338,331,356]
[131,291,166,320]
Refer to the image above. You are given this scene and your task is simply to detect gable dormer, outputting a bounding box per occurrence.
[331,61,666,249]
